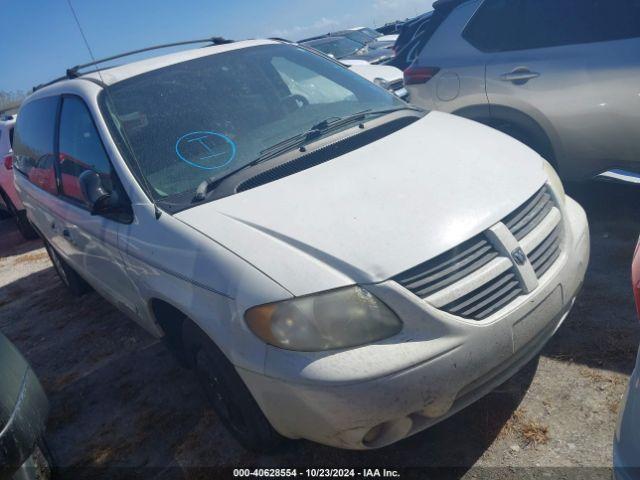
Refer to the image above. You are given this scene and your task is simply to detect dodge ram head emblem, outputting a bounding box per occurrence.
[511,247,528,266]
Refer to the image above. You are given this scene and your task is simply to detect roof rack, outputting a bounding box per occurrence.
[432,0,467,11]
[33,36,234,91]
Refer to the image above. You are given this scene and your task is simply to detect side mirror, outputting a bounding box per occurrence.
[78,170,111,215]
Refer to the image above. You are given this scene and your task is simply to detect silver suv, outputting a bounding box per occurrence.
[405,0,640,182]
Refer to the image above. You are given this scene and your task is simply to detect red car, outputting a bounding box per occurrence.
[633,240,640,319]
[613,238,640,477]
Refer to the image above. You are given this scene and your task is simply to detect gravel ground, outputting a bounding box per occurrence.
[1,181,638,479]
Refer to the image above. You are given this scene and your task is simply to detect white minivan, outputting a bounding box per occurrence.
[14,39,589,451]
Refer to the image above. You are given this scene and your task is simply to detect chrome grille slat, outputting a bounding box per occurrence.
[528,230,559,264]
[505,188,553,240]
[530,227,562,278]
[443,270,523,320]
[446,272,517,314]
[395,236,498,298]
[535,249,561,278]
[409,246,498,297]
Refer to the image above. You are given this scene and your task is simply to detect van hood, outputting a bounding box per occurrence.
[176,111,547,296]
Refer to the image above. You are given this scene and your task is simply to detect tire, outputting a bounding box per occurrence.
[34,437,57,479]
[44,241,91,296]
[182,321,283,453]
[0,188,38,239]
[15,210,39,240]
[0,189,12,217]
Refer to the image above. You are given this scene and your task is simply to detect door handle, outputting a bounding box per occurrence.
[500,67,540,84]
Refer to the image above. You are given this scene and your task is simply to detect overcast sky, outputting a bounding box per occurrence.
[1,0,435,93]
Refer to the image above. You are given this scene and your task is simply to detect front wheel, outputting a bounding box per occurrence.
[44,241,91,296]
[15,210,39,240]
[182,321,283,453]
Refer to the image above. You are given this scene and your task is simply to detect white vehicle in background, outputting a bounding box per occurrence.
[348,63,408,100]
[296,38,408,99]
[0,114,37,239]
[349,27,399,44]
[14,38,588,452]
[301,36,393,66]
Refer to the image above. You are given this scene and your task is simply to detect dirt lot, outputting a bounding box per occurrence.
[1,181,639,479]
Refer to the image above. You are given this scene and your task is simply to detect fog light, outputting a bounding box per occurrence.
[362,417,413,448]
[363,423,385,444]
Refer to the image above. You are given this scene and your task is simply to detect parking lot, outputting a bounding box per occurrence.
[0,180,637,478]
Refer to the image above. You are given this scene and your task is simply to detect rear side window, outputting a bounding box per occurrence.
[519,0,640,49]
[58,96,114,202]
[463,0,523,52]
[464,0,640,52]
[13,97,59,195]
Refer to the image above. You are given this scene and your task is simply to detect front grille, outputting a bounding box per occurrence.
[393,185,564,321]
[504,187,554,240]
[529,226,562,278]
[394,234,499,299]
[441,268,523,320]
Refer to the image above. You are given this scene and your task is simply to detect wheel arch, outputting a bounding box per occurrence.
[149,298,193,368]
[452,104,557,168]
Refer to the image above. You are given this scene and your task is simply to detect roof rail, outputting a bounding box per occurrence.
[432,0,467,11]
[33,36,234,91]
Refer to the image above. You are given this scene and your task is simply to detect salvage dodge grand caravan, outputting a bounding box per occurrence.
[13,39,589,451]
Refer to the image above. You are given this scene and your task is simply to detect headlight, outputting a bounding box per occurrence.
[245,286,402,352]
[374,77,389,89]
[543,160,565,204]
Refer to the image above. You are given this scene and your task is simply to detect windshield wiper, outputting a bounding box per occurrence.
[192,106,424,202]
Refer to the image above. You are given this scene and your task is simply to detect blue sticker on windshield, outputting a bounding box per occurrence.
[175,131,237,170]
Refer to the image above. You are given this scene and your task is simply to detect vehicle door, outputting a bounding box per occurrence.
[12,96,65,249]
[478,0,640,179]
[52,95,141,317]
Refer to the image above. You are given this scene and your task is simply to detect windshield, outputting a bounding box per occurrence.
[304,37,363,58]
[100,44,403,204]
[341,31,373,45]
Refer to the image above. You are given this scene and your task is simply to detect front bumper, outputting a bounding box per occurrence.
[239,196,590,449]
